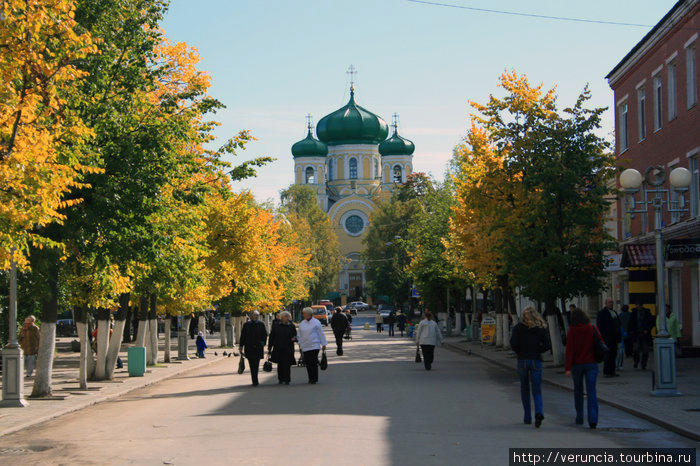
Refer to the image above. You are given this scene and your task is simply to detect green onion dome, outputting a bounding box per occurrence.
[292,128,328,158]
[316,88,389,146]
[379,128,415,156]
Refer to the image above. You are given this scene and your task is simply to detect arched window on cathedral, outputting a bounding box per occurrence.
[305,167,315,184]
[374,159,379,179]
[393,165,402,183]
[349,157,358,179]
[328,159,333,181]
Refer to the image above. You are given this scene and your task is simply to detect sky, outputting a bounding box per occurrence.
[161,0,676,203]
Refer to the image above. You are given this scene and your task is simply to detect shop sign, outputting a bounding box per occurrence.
[666,239,700,260]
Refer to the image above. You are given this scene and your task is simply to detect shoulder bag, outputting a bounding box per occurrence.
[237,354,246,374]
[415,346,422,363]
[593,327,609,363]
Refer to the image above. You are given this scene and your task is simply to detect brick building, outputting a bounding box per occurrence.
[606,0,700,346]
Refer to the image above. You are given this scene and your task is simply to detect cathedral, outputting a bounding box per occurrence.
[291,81,415,303]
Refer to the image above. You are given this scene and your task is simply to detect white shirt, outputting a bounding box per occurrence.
[298,318,327,352]
[416,319,444,346]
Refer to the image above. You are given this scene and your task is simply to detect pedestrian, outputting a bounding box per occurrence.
[565,307,600,429]
[629,302,653,370]
[388,311,396,336]
[297,307,327,384]
[415,310,443,371]
[596,298,621,377]
[208,312,216,336]
[397,311,407,337]
[657,304,681,357]
[618,304,632,361]
[188,312,197,340]
[509,307,550,428]
[330,307,348,356]
[268,310,297,384]
[375,312,384,333]
[566,304,575,326]
[196,331,208,358]
[239,310,268,386]
[19,315,40,377]
[272,312,281,328]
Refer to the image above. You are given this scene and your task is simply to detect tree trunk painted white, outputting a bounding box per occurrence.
[233,316,243,345]
[105,318,125,380]
[93,319,110,380]
[220,314,226,347]
[77,321,89,389]
[136,319,148,347]
[30,322,56,398]
[147,318,158,365]
[182,316,191,353]
[502,314,511,349]
[547,314,565,366]
[198,315,206,337]
[163,322,171,363]
[495,313,504,347]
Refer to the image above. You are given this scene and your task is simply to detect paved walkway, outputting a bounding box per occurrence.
[0,333,230,437]
[443,336,700,441]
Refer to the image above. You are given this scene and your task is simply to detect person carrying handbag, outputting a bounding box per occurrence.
[267,311,297,385]
[297,307,327,384]
[565,308,602,429]
[415,311,443,371]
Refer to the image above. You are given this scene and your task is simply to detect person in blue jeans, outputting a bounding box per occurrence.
[509,307,550,428]
[565,308,600,429]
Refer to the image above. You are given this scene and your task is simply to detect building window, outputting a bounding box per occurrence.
[668,62,677,121]
[349,157,358,179]
[637,88,646,141]
[393,165,403,183]
[305,167,315,184]
[328,159,333,181]
[618,102,629,153]
[687,43,697,108]
[670,180,681,224]
[691,155,699,218]
[345,215,364,234]
[653,75,663,131]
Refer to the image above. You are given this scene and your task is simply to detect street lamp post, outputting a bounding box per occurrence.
[1,248,29,407]
[619,166,691,397]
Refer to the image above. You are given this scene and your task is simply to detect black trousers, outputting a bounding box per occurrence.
[623,338,634,357]
[303,350,320,383]
[633,337,650,369]
[277,361,291,383]
[247,357,261,385]
[334,332,344,352]
[603,341,617,375]
[376,323,383,332]
[420,345,435,370]
[388,324,395,336]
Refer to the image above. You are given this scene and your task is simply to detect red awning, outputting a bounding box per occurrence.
[621,244,656,267]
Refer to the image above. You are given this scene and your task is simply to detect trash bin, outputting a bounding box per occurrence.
[363,322,370,330]
[128,346,146,377]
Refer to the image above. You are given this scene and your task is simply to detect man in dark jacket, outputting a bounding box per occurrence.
[629,302,654,370]
[239,311,268,386]
[330,307,348,356]
[596,299,621,377]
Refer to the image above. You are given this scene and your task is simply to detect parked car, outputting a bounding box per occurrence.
[57,310,76,337]
[348,301,369,313]
[311,305,330,326]
[317,300,334,312]
[377,304,396,324]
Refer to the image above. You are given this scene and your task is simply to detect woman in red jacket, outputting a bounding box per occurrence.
[565,308,600,429]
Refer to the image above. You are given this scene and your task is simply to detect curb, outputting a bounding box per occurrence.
[444,342,700,442]
[0,356,226,438]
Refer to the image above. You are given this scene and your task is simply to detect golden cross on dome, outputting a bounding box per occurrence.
[347,65,357,90]
[305,113,313,131]
[392,113,400,133]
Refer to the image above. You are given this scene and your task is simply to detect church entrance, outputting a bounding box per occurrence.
[349,272,363,299]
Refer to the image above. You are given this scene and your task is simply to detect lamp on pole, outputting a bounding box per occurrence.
[619,165,691,397]
[2,248,29,407]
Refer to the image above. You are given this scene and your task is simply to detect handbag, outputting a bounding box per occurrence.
[262,359,272,372]
[415,347,422,363]
[319,350,328,370]
[593,327,609,363]
[237,354,245,374]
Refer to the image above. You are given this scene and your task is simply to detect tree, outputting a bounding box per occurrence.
[449,71,616,361]
[279,185,341,301]
[0,0,97,269]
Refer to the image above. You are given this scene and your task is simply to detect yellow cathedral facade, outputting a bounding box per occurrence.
[291,82,415,302]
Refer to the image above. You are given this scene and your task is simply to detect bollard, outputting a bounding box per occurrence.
[363,322,370,330]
